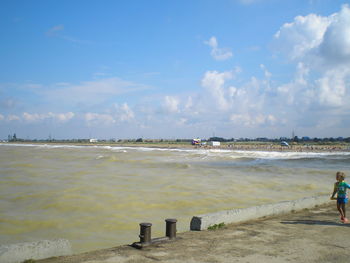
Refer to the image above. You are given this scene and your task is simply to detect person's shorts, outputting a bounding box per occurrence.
[337,197,348,204]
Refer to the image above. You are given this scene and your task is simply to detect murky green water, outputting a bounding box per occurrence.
[1,143,349,253]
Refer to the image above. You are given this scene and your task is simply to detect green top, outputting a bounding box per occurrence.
[337,181,350,198]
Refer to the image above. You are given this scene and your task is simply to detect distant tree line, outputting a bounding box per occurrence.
[208,136,350,143]
[6,133,350,143]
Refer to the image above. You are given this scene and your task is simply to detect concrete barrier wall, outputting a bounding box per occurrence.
[190,195,331,231]
[0,239,71,263]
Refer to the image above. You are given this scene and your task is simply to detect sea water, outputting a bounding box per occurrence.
[1,143,349,253]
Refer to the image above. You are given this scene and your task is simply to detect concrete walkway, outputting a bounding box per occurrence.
[38,203,350,263]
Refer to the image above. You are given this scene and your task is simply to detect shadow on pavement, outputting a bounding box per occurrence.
[280,220,350,226]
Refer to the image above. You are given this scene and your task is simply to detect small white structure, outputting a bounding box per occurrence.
[89,138,98,143]
[209,141,220,147]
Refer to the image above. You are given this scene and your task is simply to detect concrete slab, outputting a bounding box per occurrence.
[0,239,71,263]
[190,195,331,230]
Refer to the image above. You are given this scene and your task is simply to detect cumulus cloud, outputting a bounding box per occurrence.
[319,5,350,63]
[54,112,75,122]
[85,113,115,126]
[273,4,350,109]
[277,62,311,106]
[199,67,269,116]
[3,5,349,138]
[115,103,135,121]
[22,112,75,123]
[204,36,233,61]
[164,96,180,113]
[274,14,330,60]
[201,70,233,111]
[230,113,277,127]
[7,115,20,121]
[84,103,135,126]
[22,112,42,122]
[317,68,349,107]
[260,64,272,79]
[274,4,350,66]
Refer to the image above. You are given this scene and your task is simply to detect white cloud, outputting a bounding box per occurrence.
[201,70,233,111]
[23,112,43,122]
[84,103,135,126]
[317,68,349,107]
[43,77,149,106]
[260,64,272,79]
[185,96,193,110]
[273,4,350,110]
[164,96,180,113]
[274,13,330,60]
[53,112,75,122]
[204,36,233,61]
[116,103,135,121]
[22,112,75,123]
[277,63,311,105]
[85,113,115,126]
[319,4,350,62]
[274,4,350,66]
[176,118,187,126]
[0,114,4,121]
[7,115,20,121]
[230,113,277,127]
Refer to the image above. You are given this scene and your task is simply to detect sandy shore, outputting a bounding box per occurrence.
[37,203,350,263]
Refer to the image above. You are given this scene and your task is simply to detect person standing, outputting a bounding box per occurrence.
[331,171,350,223]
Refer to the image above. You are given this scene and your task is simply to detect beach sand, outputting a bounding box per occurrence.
[37,203,350,263]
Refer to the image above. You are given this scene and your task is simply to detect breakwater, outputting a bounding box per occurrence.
[191,195,331,230]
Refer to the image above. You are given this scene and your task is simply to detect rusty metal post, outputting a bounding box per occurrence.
[139,223,152,244]
[165,218,177,240]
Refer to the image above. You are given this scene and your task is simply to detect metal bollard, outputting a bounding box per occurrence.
[139,223,152,244]
[165,218,177,240]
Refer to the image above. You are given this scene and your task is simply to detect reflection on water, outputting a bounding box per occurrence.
[0,144,349,253]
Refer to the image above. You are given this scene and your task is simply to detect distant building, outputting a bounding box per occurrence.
[209,141,221,147]
[89,138,98,143]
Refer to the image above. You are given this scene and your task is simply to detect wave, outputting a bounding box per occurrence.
[1,143,350,161]
[0,143,88,150]
[228,150,350,160]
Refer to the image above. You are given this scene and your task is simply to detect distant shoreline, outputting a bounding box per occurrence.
[3,141,350,152]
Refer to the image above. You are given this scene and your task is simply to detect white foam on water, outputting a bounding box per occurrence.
[2,143,350,159]
[231,150,350,160]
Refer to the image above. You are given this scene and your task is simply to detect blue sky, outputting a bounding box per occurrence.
[1,0,349,139]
